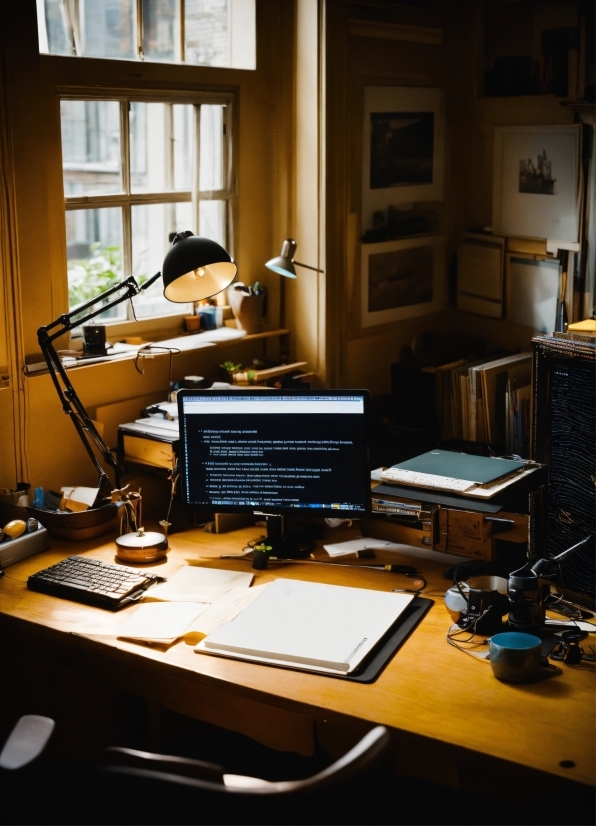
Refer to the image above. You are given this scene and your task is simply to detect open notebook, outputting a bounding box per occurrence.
[195,578,414,676]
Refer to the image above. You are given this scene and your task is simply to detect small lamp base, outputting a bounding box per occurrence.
[115,529,168,564]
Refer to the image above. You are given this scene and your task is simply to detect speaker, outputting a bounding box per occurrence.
[532,335,595,600]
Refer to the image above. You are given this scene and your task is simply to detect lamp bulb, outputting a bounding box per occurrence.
[194,267,206,279]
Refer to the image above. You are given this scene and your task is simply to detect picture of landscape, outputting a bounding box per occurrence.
[369,111,434,189]
[368,243,433,312]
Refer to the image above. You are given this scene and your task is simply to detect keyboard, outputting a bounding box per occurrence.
[27,555,162,610]
[380,468,476,493]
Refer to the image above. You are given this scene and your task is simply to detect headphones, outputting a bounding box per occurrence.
[444,561,509,635]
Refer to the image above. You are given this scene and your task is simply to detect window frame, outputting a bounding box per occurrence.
[59,86,237,335]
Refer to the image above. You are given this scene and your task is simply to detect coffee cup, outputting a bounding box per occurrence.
[489,632,542,683]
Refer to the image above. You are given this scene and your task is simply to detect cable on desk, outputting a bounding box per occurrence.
[227,540,429,591]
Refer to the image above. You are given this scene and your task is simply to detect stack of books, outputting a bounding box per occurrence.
[433,352,531,455]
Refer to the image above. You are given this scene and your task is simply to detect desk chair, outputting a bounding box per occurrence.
[1,715,391,825]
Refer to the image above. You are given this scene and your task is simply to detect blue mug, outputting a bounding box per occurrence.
[489,632,542,683]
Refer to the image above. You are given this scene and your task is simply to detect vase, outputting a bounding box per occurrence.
[228,286,266,334]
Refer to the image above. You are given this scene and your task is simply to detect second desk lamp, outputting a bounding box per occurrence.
[265,238,323,278]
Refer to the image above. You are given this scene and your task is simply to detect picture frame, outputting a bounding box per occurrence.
[361,235,445,328]
[362,87,445,236]
[457,233,505,319]
[493,125,581,244]
[506,253,560,334]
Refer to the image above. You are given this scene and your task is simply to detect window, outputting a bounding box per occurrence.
[62,94,234,321]
[37,0,256,70]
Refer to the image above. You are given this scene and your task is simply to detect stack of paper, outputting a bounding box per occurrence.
[110,566,255,646]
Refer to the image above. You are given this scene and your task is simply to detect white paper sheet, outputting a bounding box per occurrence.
[117,601,208,644]
[323,537,406,557]
[145,565,254,603]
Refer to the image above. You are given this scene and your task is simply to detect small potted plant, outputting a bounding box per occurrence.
[220,360,242,383]
[252,541,272,569]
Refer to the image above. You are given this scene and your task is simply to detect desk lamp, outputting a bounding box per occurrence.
[265,238,323,278]
[38,231,237,495]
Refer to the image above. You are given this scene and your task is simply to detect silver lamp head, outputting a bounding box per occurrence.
[265,238,298,278]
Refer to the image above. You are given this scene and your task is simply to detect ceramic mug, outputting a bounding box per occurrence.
[489,631,542,683]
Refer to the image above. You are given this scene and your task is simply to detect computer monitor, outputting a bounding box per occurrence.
[177,389,370,557]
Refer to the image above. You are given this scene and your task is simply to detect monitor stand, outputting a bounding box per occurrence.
[261,515,315,559]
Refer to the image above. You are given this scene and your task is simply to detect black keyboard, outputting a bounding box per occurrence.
[27,555,162,610]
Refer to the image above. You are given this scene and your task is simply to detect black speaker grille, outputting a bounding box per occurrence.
[547,359,595,597]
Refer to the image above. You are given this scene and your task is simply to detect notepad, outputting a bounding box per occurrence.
[195,579,413,675]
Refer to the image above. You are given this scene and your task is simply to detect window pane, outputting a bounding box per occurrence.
[199,105,224,192]
[66,207,126,320]
[199,200,225,248]
[173,105,194,190]
[130,103,192,193]
[185,0,229,67]
[142,0,178,62]
[131,203,193,317]
[41,0,75,55]
[80,0,135,59]
[61,100,122,196]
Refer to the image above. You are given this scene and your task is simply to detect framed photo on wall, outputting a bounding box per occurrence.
[493,125,581,243]
[361,235,445,328]
[362,87,445,236]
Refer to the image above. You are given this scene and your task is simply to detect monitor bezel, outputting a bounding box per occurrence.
[176,388,371,518]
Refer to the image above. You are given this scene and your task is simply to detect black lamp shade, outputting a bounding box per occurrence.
[162,233,237,302]
[265,238,298,278]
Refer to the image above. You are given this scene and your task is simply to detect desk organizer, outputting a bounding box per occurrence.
[26,503,119,541]
[0,526,49,568]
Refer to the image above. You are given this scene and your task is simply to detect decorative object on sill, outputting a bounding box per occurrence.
[82,324,107,355]
[228,282,267,334]
[265,239,324,278]
[184,315,201,332]
[197,302,223,330]
[37,231,237,494]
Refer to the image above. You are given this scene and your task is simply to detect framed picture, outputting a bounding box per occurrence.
[493,125,581,243]
[457,233,505,318]
[506,254,560,334]
[362,87,444,235]
[361,236,445,328]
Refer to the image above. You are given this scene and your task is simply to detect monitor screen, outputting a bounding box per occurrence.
[177,389,370,519]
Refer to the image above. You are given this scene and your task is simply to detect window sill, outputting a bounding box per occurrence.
[23,327,289,375]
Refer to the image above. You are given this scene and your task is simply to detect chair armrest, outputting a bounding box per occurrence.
[104,746,225,784]
[0,716,55,770]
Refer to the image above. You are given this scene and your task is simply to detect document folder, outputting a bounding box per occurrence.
[195,578,431,680]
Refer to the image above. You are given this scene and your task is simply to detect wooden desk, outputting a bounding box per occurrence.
[0,525,594,803]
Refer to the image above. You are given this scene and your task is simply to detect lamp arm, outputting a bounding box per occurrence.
[36,271,161,492]
[293,260,324,273]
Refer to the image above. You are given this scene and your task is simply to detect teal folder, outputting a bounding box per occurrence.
[391,450,527,484]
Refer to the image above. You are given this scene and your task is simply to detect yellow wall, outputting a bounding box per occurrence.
[0,0,591,494]
[0,0,295,492]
